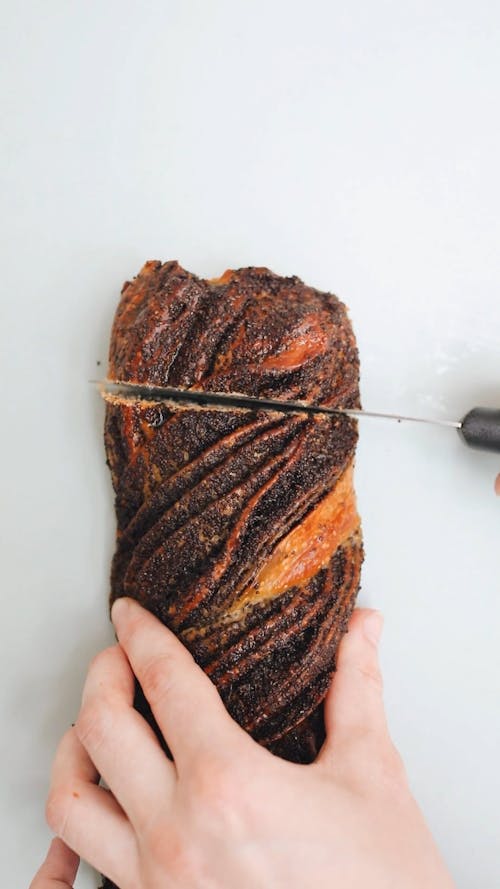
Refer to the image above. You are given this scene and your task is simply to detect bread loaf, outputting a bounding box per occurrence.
[104,260,363,765]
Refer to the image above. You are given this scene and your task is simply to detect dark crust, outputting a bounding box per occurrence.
[108,261,360,408]
[104,261,363,778]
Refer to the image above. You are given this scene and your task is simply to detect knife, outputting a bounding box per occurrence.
[95,380,500,455]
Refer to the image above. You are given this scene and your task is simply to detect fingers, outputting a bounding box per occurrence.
[29,837,79,889]
[46,727,139,888]
[111,597,245,769]
[319,609,388,761]
[76,644,175,827]
[495,473,500,495]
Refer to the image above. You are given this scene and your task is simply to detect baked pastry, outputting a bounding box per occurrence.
[104,261,363,765]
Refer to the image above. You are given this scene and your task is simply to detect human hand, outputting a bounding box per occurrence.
[495,473,500,495]
[29,837,78,889]
[43,598,455,889]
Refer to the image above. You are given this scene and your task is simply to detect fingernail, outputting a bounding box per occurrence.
[111,597,129,628]
[363,611,383,645]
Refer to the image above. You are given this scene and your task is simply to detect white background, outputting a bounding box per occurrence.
[1,2,499,886]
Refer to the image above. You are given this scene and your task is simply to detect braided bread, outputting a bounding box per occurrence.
[104,260,363,766]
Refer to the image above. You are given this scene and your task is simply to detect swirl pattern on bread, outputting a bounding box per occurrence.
[104,261,363,764]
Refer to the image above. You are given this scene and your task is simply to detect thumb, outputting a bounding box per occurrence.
[319,608,387,760]
[29,837,79,888]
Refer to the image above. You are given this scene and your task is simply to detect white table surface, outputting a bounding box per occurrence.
[2,2,499,886]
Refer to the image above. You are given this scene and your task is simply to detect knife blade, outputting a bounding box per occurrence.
[94,380,500,454]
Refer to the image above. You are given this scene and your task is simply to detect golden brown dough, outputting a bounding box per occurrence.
[104,260,363,766]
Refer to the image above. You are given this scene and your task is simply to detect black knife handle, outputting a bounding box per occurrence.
[459,407,500,453]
